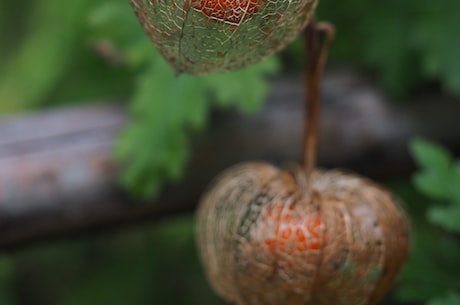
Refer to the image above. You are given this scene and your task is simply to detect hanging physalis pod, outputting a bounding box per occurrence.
[129,0,317,74]
[197,162,410,305]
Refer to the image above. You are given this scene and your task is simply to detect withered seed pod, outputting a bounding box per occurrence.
[197,162,410,305]
[129,0,317,74]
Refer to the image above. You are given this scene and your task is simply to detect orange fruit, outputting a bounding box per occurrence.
[190,0,261,24]
[129,0,318,74]
[197,162,410,305]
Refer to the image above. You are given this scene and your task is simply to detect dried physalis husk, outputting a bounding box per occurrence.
[197,162,410,305]
[129,0,317,74]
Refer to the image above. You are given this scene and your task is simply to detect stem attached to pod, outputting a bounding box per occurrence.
[303,20,335,192]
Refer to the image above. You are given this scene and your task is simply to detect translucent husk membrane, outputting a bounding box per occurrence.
[130,0,317,74]
[197,162,410,305]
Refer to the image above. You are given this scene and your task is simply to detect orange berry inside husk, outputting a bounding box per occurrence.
[191,0,261,24]
[197,162,410,305]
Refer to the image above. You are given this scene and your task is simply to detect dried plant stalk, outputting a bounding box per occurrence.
[129,0,317,74]
[197,162,410,305]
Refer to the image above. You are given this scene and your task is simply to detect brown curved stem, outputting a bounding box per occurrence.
[303,20,335,191]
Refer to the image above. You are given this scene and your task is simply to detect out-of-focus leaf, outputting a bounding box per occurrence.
[85,0,154,68]
[0,256,14,305]
[116,53,278,198]
[64,248,152,305]
[410,138,452,172]
[452,162,460,203]
[202,58,280,112]
[360,3,421,96]
[58,216,220,305]
[116,55,205,197]
[414,0,460,95]
[410,138,453,200]
[427,292,460,305]
[0,0,93,112]
[399,138,460,303]
[396,220,460,302]
[315,0,460,98]
[428,205,460,233]
[410,138,460,231]
[46,0,153,105]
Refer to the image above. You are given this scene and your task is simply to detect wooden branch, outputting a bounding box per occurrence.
[1,70,459,252]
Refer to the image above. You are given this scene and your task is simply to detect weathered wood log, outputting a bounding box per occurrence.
[0,70,459,251]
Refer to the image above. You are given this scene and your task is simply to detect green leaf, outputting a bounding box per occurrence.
[316,0,460,98]
[85,0,154,68]
[361,3,421,96]
[395,219,460,302]
[413,171,452,201]
[0,0,93,112]
[64,250,152,305]
[116,49,278,197]
[451,162,460,203]
[410,138,453,200]
[427,205,460,233]
[409,138,460,232]
[410,138,452,172]
[202,57,280,113]
[116,56,201,197]
[414,0,460,95]
[427,292,460,305]
[410,139,460,205]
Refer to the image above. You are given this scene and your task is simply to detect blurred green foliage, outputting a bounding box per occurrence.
[427,293,460,305]
[0,0,135,112]
[393,139,460,305]
[1,0,460,304]
[314,0,460,97]
[0,216,223,305]
[410,138,460,232]
[116,55,278,196]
